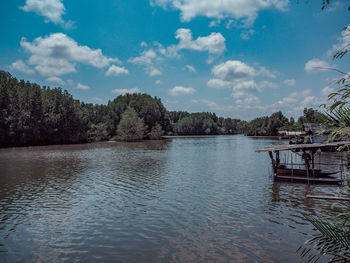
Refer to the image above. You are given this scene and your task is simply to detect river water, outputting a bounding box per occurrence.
[0,135,344,262]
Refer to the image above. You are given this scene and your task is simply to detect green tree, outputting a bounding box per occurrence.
[148,123,164,140]
[88,123,109,141]
[116,107,146,141]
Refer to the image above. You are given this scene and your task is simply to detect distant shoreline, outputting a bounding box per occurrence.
[162,134,240,138]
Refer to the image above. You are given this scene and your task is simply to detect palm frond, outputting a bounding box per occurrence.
[297,214,350,263]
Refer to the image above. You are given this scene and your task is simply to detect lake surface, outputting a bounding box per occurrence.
[0,135,344,262]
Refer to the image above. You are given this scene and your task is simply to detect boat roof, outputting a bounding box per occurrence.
[256,140,350,152]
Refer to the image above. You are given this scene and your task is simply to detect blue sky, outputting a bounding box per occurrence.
[0,0,349,120]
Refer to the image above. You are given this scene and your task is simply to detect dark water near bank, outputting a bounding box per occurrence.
[0,135,345,262]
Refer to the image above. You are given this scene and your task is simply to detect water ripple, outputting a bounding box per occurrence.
[0,136,343,262]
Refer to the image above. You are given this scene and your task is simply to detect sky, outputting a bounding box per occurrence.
[0,0,349,120]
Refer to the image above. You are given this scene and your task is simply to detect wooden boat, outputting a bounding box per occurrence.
[276,168,337,178]
[256,141,350,185]
[274,174,342,185]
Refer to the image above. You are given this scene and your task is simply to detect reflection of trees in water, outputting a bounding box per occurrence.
[0,148,86,236]
[0,140,171,260]
[104,140,171,200]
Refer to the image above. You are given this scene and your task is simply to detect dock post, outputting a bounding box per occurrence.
[268,151,276,174]
[303,149,310,184]
[276,151,280,169]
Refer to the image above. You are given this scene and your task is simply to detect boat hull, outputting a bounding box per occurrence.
[274,174,342,185]
[277,168,337,178]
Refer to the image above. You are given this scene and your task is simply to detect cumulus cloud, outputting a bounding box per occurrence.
[257,66,276,78]
[76,83,89,90]
[171,28,226,55]
[283,79,296,86]
[208,60,278,105]
[258,80,279,89]
[10,59,35,74]
[20,33,121,76]
[129,49,158,65]
[130,29,225,76]
[151,0,289,26]
[21,0,72,27]
[207,78,232,89]
[305,58,331,73]
[212,60,255,81]
[149,68,162,76]
[233,79,260,93]
[46,76,65,85]
[276,90,325,114]
[129,49,162,76]
[106,65,129,76]
[186,65,196,72]
[168,86,195,96]
[112,88,140,95]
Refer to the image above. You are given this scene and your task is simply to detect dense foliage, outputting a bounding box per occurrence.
[0,70,328,147]
[168,111,248,135]
[244,109,326,136]
[116,107,146,141]
[297,4,350,261]
[0,71,170,146]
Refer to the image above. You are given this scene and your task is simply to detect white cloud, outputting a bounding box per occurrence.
[10,59,35,74]
[46,76,65,85]
[283,79,296,86]
[140,41,148,47]
[274,89,324,113]
[151,0,289,26]
[155,79,161,85]
[328,25,350,56]
[208,60,278,108]
[129,49,162,76]
[21,0,72,27]
[258,80,279,89]
[186,65,196,72]
[212,60,255,81]
[106,65,129,76]
[149,68,162,76]
[257,66,276,78]
[171,28,226,55]
[207,78,232,89]
[76,83,89,90]
[240,29,255,40]
[305,58,331,73]
[129,49,158,65]
[321,86,335,96]
[209,20,220,27]
[233,79,260,92]
[168,86,195,96]
[112,88,140,95]
[20,33,121,76]
[235,94,261,104]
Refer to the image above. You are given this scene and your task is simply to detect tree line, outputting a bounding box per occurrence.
[0,71,327,147]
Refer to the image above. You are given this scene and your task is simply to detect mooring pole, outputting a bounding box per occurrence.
[311,150,315,177]
[268,151,276,173]
[303,149,310,184]
[276,151,280,168]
